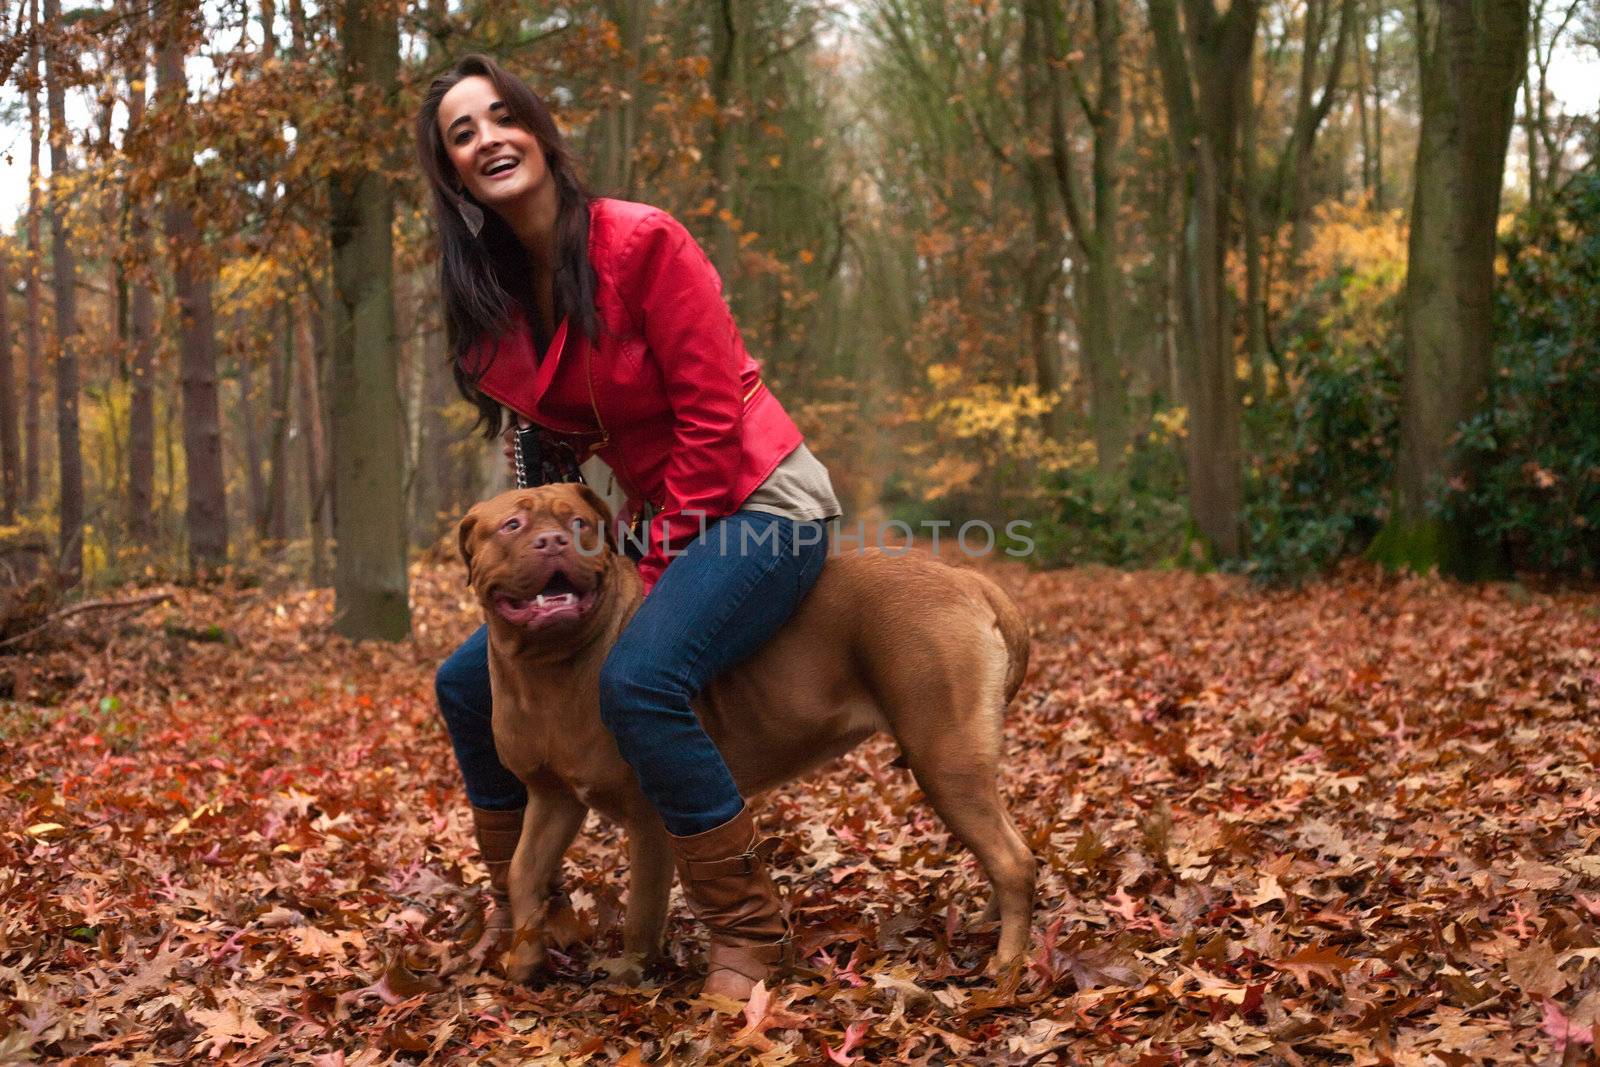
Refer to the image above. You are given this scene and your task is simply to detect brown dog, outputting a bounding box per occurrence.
[457,483,1035,983]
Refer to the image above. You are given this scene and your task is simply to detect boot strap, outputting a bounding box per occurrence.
[680,836,781,881]
[707,932,792,982]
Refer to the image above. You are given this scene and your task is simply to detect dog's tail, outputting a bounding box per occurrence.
[969,570,1031,708]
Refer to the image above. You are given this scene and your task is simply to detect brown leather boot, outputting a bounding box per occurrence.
[668,805,791,1001]
[469,805,524,957]
[467,805,579,969]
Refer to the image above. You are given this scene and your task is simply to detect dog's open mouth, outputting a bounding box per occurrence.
[492,570,599,628]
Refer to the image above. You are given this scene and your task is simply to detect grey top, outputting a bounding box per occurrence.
[739,441,842,522]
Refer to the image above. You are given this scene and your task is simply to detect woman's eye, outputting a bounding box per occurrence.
[501,517,521,533]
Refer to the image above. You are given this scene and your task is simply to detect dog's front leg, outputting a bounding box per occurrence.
[504,784,588,983]
[622,821,674,969]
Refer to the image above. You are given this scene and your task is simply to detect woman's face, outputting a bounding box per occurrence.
[437,75,550,212]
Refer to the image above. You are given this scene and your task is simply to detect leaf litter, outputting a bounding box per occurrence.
[2,559,1598,1063]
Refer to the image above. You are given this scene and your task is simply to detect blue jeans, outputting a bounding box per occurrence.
[435,509,831,836]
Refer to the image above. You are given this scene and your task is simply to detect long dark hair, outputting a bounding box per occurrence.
[415,53,600,438]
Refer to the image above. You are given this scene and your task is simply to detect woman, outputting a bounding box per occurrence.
[416,54,841,999]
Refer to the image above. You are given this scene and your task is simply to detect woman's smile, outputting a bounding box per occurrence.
[481,154,521,178]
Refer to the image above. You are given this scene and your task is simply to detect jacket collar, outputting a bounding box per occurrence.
[472,310,592,432]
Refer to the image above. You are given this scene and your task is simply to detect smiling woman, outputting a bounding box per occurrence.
[413,54,840,1000]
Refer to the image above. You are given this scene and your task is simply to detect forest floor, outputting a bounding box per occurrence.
[3,554,1599,1064]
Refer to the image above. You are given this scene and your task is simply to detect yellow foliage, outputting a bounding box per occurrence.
[929,382,1055,439]
[1297,199,1407,283]
[1151,406,1188,443]
[218,254,296,318]
[0,512,54,544]
[921,455,984,501]
[1277,199,1408,375]
[902,360,1083,505]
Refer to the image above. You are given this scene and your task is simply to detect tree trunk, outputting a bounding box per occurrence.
[1034,0,1127,471]
[1372,0,1528,575]
[0,249,18,523]
[159,0,230,573]
[1520,29,1541,211]
[263,300,292,544]
[1252,0,1357,349]
[127,49,157,544]
[1025,208,1066,444]
[1151,141,1181,407]
[1242,83,1269,398]
[256,0,290,547]
[1149,0,1259,560]
[707,0,745,271]
[296,296,331,585]
[237,324,267,534]
[1370,4,1386,209]
[1084,0,1129,474]
[1523,0,1581,210]
[1354,0,1375,201]
[411,297,441,543]
[254,0,289,550]
[1019,0,1067,445]
[329,0,410,639]
[1285,0,1356,262]
[44,0,84,583]
[24,0,44,507]
[399,267,420,540]
[594,0,646,196]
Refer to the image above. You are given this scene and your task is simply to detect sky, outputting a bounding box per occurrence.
[1,28,1597,234]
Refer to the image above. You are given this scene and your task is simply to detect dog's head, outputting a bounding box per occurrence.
[458,483,617,635]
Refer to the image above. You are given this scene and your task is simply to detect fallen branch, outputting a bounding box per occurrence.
[0,590,176,651]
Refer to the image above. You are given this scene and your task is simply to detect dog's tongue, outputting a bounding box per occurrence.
[494,591,584,627]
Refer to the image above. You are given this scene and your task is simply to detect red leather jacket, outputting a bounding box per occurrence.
[466,197,804,595]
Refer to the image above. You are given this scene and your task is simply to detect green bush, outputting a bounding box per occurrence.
[1240,267,1403,583]
[1443,170,1600,578]
[1031,443,1191,569]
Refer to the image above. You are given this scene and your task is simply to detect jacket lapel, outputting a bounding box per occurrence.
[473,311,590,432]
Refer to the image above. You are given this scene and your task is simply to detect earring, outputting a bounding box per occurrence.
[453,188,484,238]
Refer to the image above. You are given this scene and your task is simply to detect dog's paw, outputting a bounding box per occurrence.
[502,924,549,983]
[984,952,1028,998]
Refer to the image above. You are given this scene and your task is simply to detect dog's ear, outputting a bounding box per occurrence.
[457,510,480,587]
[573,483,614,543]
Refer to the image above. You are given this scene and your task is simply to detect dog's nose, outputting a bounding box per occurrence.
[532,529,571,554]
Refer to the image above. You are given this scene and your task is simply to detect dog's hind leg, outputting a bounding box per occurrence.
[504,784,589,983]
[907,767,1035,970]
[621,822,674,969]
[884,637,1035,972]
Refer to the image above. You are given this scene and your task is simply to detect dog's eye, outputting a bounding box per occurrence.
[500,516,522,533]
[571,516,589,531]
